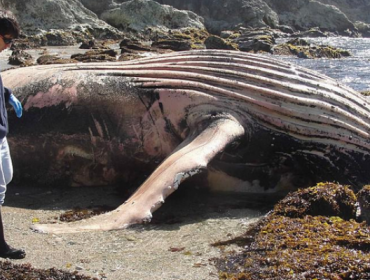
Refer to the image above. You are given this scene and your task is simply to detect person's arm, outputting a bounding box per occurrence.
[5,87,22,118]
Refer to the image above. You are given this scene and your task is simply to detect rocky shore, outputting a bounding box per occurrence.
[0,0,368,66]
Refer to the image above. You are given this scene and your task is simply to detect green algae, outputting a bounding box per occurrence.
[215,183,370,279]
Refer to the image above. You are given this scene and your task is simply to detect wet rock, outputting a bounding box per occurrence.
[79,39,110,50]
[10,35,39,50]
[342,28,362,38]
[150,28,209,51]
[291,27,329,38]
[71,49,117,62]
[234,28,276,53]
[273,182,357,220]
[204,35,238,50]
[272,38,352,59]
[44,30,76,46]
[152,39,192,51]
[277,24,295,34]
[36,55,78,65]
[355,21,370,38]
[220,31,236,39]
[118,53,144,61]
[357,185,370,224]
[22,30,99,48]
[119,38,153,52]
[8,50,34,66]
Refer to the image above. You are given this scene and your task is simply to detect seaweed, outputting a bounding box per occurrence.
[0,261,98,280]
[58,205,114,222]
[214,183,370,279]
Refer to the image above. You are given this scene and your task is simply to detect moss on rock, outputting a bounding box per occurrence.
[360,91,370,96]
[204,35,238,50]
[273,39,352,59]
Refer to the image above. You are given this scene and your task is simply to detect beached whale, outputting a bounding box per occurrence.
[3,49,370,233]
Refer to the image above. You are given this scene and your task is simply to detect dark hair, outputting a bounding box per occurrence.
[0,9,20,38]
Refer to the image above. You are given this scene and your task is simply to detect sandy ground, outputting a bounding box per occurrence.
[1,183,268,280]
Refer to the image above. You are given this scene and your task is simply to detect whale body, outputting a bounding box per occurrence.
[2,49,370,233]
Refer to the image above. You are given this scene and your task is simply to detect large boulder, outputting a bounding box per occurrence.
[0,0,122,41]
[318,0,370,24]
[154,0,279,34]
[265,0,355,33]
[101,0,205,33]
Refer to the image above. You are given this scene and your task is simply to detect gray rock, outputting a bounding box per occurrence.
[9,50,33,66]
[0,0,122,39]
[355,21,370,37]
[265,0,355,32]
[318,0,370,24]
[155,0,368,36]
[155,0,279,34]
[204,35,238,50]
[79,0,117,17]
[101,0,205,33]
[234,27,276,53]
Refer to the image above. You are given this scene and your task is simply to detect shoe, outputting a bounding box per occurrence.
[0,246,26,259]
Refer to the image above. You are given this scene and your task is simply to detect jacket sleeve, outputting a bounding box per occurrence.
[4,87,12,103]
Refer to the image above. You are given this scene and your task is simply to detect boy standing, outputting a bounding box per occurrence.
[0,9,25,259]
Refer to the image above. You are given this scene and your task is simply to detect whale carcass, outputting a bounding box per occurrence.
[3,49,370,233]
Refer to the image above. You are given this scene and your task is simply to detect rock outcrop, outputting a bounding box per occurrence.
[272,38,352,58]
[154,0,369,35]
[0,0,122,43]
[155,0,279,34]
[265,0,355,33]
[2,0,370,46]
[2,0,370,48]
[318,0,370,24]
[100,0,205,33]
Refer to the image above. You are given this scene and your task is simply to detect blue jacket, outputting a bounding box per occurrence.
[0,75,11,140]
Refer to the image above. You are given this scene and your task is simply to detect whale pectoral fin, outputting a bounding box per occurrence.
[31,117,245,233]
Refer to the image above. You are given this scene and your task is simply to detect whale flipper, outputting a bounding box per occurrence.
[32,117,244,233]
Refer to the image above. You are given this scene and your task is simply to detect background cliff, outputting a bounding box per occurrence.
[0,0,369,43]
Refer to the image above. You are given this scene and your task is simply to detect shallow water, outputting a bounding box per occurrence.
[275,37,370,92]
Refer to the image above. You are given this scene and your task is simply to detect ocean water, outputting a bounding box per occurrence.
[275,37,370,92]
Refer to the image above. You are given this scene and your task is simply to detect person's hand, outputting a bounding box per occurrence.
[9,94,22,118]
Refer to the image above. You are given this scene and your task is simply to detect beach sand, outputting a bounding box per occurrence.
[2,183,265,280]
